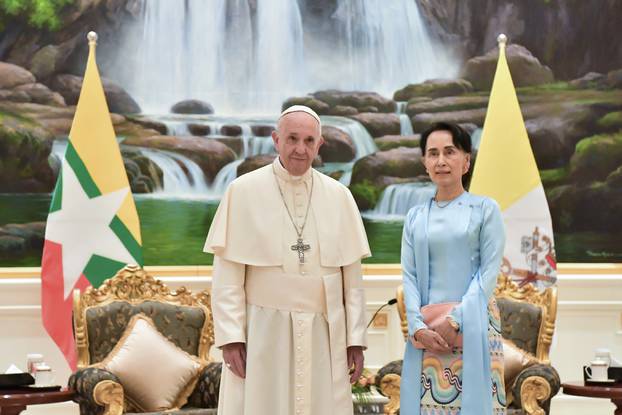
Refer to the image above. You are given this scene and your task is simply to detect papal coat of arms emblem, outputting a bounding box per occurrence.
[500,226,557,288]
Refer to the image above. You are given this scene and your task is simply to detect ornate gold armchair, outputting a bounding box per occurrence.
[69,265,220,415]
[377,275,560,415]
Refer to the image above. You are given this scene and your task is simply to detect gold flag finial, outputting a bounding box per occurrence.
[497,33,508,48]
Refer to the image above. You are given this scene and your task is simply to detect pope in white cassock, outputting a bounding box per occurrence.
[203,105,371,415]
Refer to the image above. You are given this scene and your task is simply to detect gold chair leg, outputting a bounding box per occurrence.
[520,375,551,415]
[380,373,401,415]
[93,380,124,415]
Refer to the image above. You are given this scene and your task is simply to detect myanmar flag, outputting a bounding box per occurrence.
[41,32,143,370]
[469,35,557,290]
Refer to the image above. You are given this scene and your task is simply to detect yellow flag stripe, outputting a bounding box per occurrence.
[68,41,142,243]
[469,43,541,211]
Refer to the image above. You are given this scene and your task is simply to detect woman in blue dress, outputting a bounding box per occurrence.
[400,122,506,414]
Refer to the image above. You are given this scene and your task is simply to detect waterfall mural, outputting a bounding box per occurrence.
[396,102,414,136]
[1,0,621,266]
[111,0,455,114]
[140,149,210,196]
[364,183,436,221]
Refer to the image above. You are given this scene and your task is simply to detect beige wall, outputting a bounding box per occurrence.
[0,265,620,414]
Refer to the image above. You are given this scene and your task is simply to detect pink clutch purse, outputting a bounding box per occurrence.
[411,302,463,349]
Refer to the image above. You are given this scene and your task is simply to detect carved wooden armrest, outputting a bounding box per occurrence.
[380,373,401,415]
[69,367,124,415]
[185,362,222,409]
[93,380,124,415]
[375,359,403,415]
[511,364,560,415]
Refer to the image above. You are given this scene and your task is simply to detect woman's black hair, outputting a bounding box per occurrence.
[419,122,472,155]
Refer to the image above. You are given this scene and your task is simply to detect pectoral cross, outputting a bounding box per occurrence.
[291,238,310,264]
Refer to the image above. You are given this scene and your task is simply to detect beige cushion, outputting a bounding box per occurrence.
[503,338,538,386]
[95,313,206,412]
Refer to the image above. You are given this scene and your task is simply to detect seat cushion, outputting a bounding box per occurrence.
[95,313,207,412]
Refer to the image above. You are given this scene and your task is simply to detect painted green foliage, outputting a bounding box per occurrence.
[570,132,622,183]
[350,180,382,211]
[597,111,622,132]
[0,0,73,31]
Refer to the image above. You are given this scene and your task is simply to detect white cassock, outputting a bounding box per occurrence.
[204,157,371,415]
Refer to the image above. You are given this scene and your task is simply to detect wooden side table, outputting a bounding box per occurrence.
[0,388,74,415]
[562,381,622,415]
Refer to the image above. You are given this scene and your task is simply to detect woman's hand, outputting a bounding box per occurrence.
[411,329,451,354]
[433,318,459,348]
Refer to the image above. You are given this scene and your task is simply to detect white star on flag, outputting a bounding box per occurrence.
[45,159,136,299]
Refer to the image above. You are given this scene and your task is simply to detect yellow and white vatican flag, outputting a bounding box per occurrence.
[469,34,556,289]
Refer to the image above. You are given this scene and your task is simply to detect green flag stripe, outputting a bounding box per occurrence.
[110,216,144,265]
[83,255,127,288]
[49,170,63,213]
[65,140,144,263]
[65,141,101,198]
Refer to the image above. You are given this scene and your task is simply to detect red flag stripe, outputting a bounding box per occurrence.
[41,239,91,370]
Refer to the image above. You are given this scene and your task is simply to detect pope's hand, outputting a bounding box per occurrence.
[222,342,246,378]
[347,346,364,383]
[411,329,451,354]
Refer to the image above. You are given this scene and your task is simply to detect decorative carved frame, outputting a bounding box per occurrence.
[72,264,215,369]
[396,285,408,341]
[93,381,124,415]
[519,376,551,415]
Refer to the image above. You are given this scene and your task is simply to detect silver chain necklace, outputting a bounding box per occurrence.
[272,164,314,264]
[434,191,464,209]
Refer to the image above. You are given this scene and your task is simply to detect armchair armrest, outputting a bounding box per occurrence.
[185,362,222,409]
[511,364,560,415]
[69,367,124,415]
[375,360,402,415]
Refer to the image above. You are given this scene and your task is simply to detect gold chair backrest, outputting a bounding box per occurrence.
[72,264,214,369]
[494,274,557,363]
[396,274,557,363]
